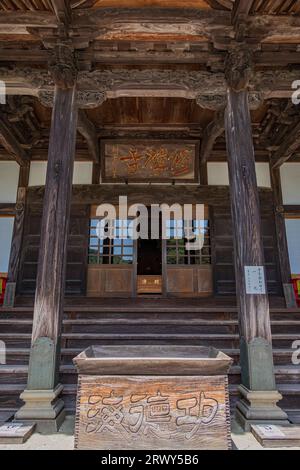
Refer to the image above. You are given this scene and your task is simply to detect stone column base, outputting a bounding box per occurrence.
[14,384,65,434]
[236,385,290,432]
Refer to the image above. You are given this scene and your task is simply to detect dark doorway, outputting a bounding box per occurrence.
[137,238,162,276]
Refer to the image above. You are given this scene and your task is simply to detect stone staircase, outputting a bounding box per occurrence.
[0,304,300,423]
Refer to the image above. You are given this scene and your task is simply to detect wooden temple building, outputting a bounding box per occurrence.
[0,0,300,434]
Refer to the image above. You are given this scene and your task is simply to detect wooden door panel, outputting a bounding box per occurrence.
[166,267,195,294]
[166,266,213,297]
[87,265,134,297]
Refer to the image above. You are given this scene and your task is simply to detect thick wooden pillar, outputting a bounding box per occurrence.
[3,164,29,307]
[15,49,78,431]
[271,167,296,307]
[224,49,288,430]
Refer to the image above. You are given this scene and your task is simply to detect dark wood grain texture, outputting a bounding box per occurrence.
[75,375,231,450]
[225,88,272,344]
[27,84,78,390]
[6,165,29,284]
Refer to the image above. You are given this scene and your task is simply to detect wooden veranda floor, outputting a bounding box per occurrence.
[12,295,288,310]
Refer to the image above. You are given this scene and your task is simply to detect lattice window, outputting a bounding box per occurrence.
[88,219,134,265]
[166,219,211,265]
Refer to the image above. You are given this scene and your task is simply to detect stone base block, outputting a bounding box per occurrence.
[236,385,290,432]
[14,384,65,434]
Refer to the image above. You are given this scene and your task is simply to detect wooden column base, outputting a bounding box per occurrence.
[14,384,65,434]
[235,385,289,432]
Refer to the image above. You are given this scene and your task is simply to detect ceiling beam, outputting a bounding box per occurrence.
[0,9,300,44]
[0,114,30,166]
[232,0,254,24]
[200,111,225,163]
[0,12,57,31]
[77,109,99,163]
[50,0,72,26]
[272,120,300,169]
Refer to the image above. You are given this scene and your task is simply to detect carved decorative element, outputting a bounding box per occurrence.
[38,90,106,108]
[78,69,226,95]
[77,91,106,108]
[38,91,54,108]
[2,66,300,109]
[275,205,285,214]
[49,42,78,89]
[225,45,253,91]
[196,95,226,111]
[248,92,264,110]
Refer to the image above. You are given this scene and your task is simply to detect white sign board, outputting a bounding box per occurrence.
[244,266,266,295]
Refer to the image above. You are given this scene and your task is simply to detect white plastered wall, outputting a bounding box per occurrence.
[0,162,19,274]
[0,218,14,273]
[0,161,19,202]
[285,219,300,275]
[280,163,300,205]
[207,162,271,187]
[29,161,93,186]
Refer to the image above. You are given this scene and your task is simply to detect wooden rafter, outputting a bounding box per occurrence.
[77,109,99,163]
[200,111,224,163]
[272,120,300,169]
[0,114,30,166]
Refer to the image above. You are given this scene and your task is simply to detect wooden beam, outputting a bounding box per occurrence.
[0,203,15,216]
[0,11,57,31]
[283,205,300,217]
[0,9,300,43]
[50,0,72,26]
[200,111,224,164]
[26,183,274,207]
[3,66,300,104]
[232,0,254,24]
[272,120,300,169]
[0,114,30,166]
[77,110,99,163]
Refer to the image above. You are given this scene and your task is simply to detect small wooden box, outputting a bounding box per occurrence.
[74,346,232,450]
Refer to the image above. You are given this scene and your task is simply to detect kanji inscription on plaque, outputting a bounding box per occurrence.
[102,141,197,182]
[74,375,231,450]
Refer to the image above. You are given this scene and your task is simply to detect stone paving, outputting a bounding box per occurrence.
[0,416,299,451]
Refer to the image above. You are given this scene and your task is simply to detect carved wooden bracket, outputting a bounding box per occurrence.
[225,45,254,91]
[1,66,298,109]
[49,42,78,89]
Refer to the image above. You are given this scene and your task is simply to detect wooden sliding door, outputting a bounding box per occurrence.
[87,211,137,297]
